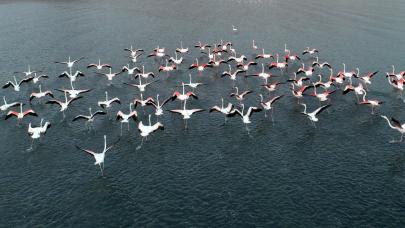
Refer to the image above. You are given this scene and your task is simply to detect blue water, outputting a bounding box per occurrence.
[1,0,405,226]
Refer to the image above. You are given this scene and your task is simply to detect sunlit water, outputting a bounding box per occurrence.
[1,0,405,226]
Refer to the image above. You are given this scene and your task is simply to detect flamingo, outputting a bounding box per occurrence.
[259,94,284,121]
[227,53,247,64]
[73,107,106,130]
[358,89,383,114]
[14,65,40,77]
[342,82,364,102]
[194,41,211,51]
[55,56,84,69]
[301,103,331,127]
[116,103,137,135]
[255,49,273,59]
[312,56,331,69]
[209,98,234,123]
[59,69,85,82]
[246,63,273,84]
[29,85,54,103]
[87,59,111,70]
[284,51,301,62]
[337,63,358,82]
[137,115,164,149]
[232,25,238,32]
[95,68,122,81]
[124,45,144,58]
[288,73,310,87]
[208,54,226,67]
[311,83,336,103]
[55,81,92,99]
[183,74,204,91]
[296,63,314,77]
[189,58,212,73]
[124,76,157,92]
[6,103,37,123]
[0,96,19,112]
[46,91,82,118]
[302,47,318,55]
[27,118,51,150]
[133,93,155,108]
[169,100,204,129]
[261,82,285,93]
[252,40,258,50]
[129,53,143,63]
[172,83,198,102]
[158,59,176,72]
[3,75,33,92]
[268,54,288,71]
[236,59,257,71]
[291,84,311,104]
[32,73,49,84]
[380,115,405,143]
[355,71,379,90]
[169,52,183,65]
[76,135,120,176]
[121,64,140,77]
[221,64,245,84]
[98,91,120,111]
[386,65,405,80]
[176,41,189,53]
[134,65,155,81]
[146,94,172,117]
[230,87,252,102]
[229,104,262,132]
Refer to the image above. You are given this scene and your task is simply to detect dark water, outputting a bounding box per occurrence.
[1,0,405,227]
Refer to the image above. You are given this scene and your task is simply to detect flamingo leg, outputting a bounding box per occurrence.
[99,164,104,176]
[120,122,123,136]
[27,138,34,151]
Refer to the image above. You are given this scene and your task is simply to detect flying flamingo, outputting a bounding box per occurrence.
[6,103,37,124]
[209,98,234,124]
[3,75,33,92]
[29,85,54,103]
[137,115,164,150]
[87,59,112,70]
[380,115,405,143]
[259,94,284,122]
[116,103,138,135]
[0,96,19,112]
[301,103,331,127]
[76,135,120,176]
[73,107,106,131]
[46,91,82,119]
[169,99,204,129]
[27,118,51,150]
[55,56,84,69]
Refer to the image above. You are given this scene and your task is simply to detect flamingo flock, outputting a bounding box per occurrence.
[2,32,404,176]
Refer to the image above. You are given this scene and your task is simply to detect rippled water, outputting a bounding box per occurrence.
[1,0,405,226]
